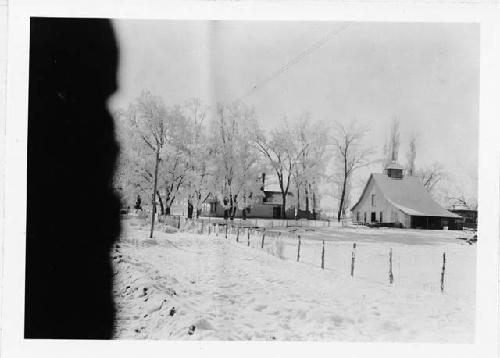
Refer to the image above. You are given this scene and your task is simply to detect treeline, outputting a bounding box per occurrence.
[113,91,476,224]
[114,91,368,221]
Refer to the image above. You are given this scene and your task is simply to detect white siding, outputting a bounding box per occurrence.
[352,178,408,228]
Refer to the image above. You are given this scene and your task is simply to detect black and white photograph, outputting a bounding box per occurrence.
[2,1,500,358]
[28,17,479,341]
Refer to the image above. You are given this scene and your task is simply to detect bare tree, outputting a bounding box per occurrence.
[254,120,302,219]
[416,163,446,194]
[332,122,372,222]
[383,117,401,168]
[447,194,478,210]
[405,134,417,176]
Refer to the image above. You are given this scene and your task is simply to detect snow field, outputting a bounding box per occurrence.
[206,224,475,299]
[113,218,475,342]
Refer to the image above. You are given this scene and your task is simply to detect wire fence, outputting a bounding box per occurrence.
[171,219,475,299]
[157,214,337,229]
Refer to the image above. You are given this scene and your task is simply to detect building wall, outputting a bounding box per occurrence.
[200,201,286,219]
[352,178,408,227]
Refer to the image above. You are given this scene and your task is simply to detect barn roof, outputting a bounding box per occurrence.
[351,173,461,218]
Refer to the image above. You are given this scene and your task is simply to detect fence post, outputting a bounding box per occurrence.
[350,243,356,277]
[208,225,211,236]
[178,216,181,229]
[321,240,325,269]
[389,248,394,285]
[247,228,250,247]
[201,220,204,234]
[297,235,301,262]
[440,252,446,293]
[236,228,240,243]
[216,224,219,237]
[225,225,228,239]
[261,231,266,249]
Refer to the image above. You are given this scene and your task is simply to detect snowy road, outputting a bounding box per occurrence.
[112,220,474,342]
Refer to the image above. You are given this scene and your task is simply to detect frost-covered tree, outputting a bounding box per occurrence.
[156,105,190,216]
[181,98,212,218]
[292,113,330,217]
[124,91,169,237]
[210,102,263,220]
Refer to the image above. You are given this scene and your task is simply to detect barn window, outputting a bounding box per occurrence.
[371,194,375,206]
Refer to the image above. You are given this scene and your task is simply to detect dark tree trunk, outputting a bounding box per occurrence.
[187,200,194,219]
[296,185,300,218]
[305,182,310,213]
[338,176,347,222]
[281,193,287,219]
[150,148,160,238]
[164,189,171,216]
[196,193,202,218]
[311,183,317,219]
[156,190,164,216]
[229,195,234,220]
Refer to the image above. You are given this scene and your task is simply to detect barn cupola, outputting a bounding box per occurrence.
[384,160,404,179]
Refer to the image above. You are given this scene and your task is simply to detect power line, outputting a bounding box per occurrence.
[240,22,351,101]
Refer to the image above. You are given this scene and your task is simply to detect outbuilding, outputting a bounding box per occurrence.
[351,162,462,229]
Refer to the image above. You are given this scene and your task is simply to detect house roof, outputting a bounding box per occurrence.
[262,175,293,195]
[351,173,461,218]
[263,182,282,193]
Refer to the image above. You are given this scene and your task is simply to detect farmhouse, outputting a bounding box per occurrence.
[351,162,462,229]
[202,173,295,219]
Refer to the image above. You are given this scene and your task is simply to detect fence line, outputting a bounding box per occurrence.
[157,214,335,229]
[153,217,451,295]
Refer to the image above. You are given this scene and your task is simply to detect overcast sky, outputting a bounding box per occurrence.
[109,20,479,210]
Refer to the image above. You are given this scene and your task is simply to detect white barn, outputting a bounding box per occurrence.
[351,162,462,230]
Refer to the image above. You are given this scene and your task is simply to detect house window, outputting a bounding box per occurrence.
[371,194,375,206]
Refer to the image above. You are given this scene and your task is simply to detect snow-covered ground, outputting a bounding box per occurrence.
[112,218,475,342]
